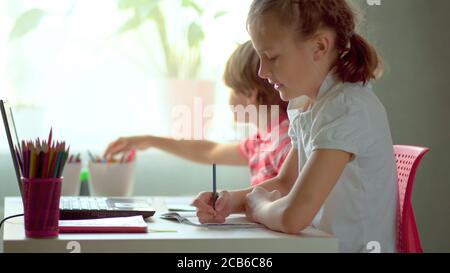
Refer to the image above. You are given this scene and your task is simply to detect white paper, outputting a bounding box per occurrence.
[160,212,262,229]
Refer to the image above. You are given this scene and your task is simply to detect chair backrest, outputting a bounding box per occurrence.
[393,145,429,253]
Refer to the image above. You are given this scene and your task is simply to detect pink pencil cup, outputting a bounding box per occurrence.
[22,177,62,238]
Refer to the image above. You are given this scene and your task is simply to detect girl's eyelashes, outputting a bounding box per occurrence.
[266,54,279,62]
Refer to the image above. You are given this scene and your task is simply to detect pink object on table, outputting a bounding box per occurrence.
[126,148,136,163]
[22,177,62,238]
[393,145,429,253]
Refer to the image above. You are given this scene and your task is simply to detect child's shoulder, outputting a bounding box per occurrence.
[341,80,374,99]
[328,81,382,110]
[316,80,387,125]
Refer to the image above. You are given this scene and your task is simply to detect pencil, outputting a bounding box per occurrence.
[47,144,55,177]
[41,143,49,179]
[29,146,35,179]
[47,127,52,148]
[57,146,70,177]
[53,150,62,178]
[212,163,217,210]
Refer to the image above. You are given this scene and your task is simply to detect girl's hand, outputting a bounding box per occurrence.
[191,191,232,224]
[245,187,281,222]
[103,136,150,160]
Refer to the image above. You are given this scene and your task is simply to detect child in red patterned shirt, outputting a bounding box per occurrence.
[104,41,291,187]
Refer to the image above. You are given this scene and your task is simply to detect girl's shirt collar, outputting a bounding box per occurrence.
[287,72,339,118]
[316,72,339,100]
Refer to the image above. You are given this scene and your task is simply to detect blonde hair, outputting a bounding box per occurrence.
[223,41,288,112]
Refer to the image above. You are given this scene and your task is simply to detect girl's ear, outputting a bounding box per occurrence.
[247,89,259,106]
[312,31,333,61]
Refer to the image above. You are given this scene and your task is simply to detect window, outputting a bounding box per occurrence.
[0,0,254,154]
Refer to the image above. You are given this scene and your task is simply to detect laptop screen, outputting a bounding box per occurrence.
[0,99,23,198]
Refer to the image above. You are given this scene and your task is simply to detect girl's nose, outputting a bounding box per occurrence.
[258,59,271,80]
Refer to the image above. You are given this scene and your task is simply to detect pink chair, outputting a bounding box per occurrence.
[393,145,429,253]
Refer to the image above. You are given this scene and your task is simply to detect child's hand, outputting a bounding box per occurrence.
[103,136,149,160]
[245,187,281,222]
[191,191,232,224]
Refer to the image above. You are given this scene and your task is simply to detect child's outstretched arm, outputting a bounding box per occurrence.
[245,149,351,234]
[103,135,247,166]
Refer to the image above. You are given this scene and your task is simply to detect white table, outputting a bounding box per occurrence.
[2,196,338,253]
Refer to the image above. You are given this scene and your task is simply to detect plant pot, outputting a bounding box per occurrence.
[161,78,215,140]
[88,161,136,197]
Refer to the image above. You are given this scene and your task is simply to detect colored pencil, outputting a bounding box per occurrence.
[18,129,69,179]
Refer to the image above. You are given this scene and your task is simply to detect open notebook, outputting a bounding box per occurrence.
[160,212,262,229]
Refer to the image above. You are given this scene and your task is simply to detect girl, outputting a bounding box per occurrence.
[191,0,397,253]
[103,41,291,187]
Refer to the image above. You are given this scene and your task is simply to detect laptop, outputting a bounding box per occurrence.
[1,99,155,219]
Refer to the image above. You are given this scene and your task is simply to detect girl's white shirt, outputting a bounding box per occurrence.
[287,73,397,253]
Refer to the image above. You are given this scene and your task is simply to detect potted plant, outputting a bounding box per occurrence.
[116,0,228,139]
[9,1,229,139]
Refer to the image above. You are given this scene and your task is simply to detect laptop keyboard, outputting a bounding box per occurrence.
[59,197,155,220]
[60,197,109,211]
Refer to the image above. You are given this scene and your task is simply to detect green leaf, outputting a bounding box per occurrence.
[118,0,136,10]
[9,9,46,40]
[116,15,142,34]
[116,0,163,35]
[213,10,228,19]
[187,22,204,48]
[147,4,164,23]
[181,0,203,15]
